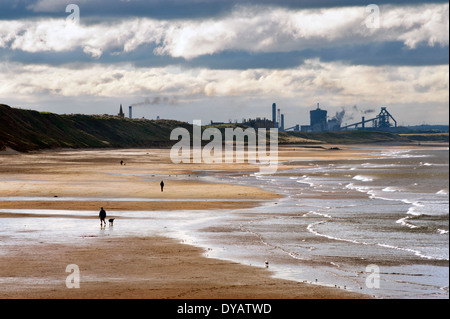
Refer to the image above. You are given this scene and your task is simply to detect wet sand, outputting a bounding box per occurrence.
[0,236,367,299]
[0,145,420,299]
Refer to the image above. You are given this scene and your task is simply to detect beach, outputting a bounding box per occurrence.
[0,236,366,299]
[0,144,448,298]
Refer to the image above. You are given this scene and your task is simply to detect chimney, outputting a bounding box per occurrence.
[272,103,277,128]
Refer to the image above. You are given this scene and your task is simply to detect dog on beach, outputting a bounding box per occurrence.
[108,218,115,226]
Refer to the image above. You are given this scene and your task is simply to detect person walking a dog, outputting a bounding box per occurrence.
[99,207,107,227]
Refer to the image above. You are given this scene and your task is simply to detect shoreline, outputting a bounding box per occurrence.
[0,235,367,299]
[2,145,447,299]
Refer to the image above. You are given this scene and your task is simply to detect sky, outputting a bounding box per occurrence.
[0,0,448,127]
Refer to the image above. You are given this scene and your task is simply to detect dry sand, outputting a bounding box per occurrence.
[0,145,411,299]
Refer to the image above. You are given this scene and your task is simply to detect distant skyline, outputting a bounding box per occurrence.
[0,0,448,126]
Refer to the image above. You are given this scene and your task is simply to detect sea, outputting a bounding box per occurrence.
[184,147,449,299]
[0,147,448,298]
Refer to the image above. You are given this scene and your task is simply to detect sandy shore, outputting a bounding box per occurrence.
[0,145,417,299]
[0,235,367,299]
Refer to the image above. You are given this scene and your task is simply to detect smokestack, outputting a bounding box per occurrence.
[129,106,132,119]
[317,103,320,110]
[277,109,281,128]
[272,103,277,128]
[281,114,285,131]
[362,116,365,129]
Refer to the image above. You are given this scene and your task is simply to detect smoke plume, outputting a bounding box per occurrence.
[132,96,179,107]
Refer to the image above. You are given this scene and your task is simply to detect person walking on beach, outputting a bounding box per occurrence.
[160,180,164,192]
[99,207,107,227]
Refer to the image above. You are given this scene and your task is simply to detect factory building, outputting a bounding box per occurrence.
[229,102,283,130]
[300,104,398,132]
[301,103,333,132]
[241,117,273,129]
[341,107,397,131]
[272,103,277,128]
[241,103,398,133]
[271,103,285,131]
[309,103,327,131]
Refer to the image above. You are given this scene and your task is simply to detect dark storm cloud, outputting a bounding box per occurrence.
[2,41,447,69]
[1,0,448,20]
[182,43,449,69]
[314,42,450,67]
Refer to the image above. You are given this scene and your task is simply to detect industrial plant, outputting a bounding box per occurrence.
[240,102,400,133]
[117,101,446,134]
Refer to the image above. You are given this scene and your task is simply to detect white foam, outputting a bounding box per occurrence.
[296,178,315,187]
[353,175,373,182]
[382,187,399,192]
[376,243,447,261]
[306,221,366,246]
[420,162,433,166]
[436,190,448,195]
[306,217,448,261]
[345,183,371,194]
[396,216,418,229]
[407,202,425,216]
[379,150,428,159]
[304,211,332,219]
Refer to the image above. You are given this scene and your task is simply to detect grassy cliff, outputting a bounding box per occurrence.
[0,104,191,152]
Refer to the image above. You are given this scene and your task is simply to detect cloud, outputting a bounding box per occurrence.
[0,1,448,126]
[1,3,448,61]
[0,17,166,58]
[1,60,447,105]
[381,4,449,49]
[153,4,449,59]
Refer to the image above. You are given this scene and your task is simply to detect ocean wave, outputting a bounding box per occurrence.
[296,178,315,187]
[378,150,428,159]
[306,221,364,245]
[382,187,400,192]
[361,163,396,169]
[397,207,449,235]
[353,175,374,182]
[304,210,332,219]
[345,183,369,192]
[436,190,448,195]
[419,162,433,167]
[306,221,448,261]
[375,243,447,261]
[396,216,419,229]
[406,202,425,215]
